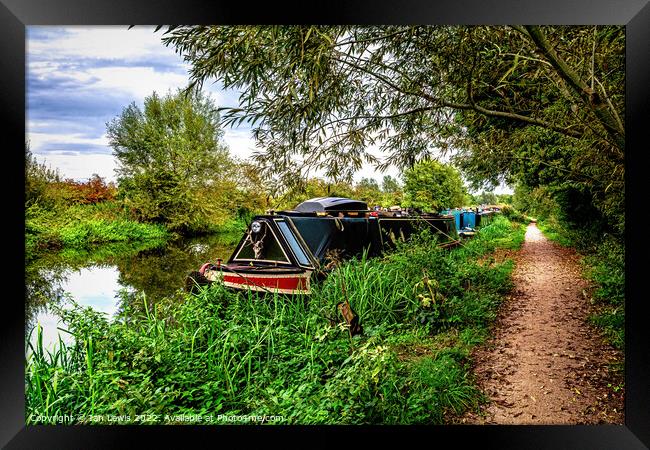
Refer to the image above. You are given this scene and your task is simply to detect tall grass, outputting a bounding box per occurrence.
[26,216,527,424]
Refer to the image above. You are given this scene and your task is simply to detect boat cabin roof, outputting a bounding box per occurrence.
[294,197,368,213]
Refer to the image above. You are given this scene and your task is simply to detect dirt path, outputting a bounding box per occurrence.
[462,222,624,424]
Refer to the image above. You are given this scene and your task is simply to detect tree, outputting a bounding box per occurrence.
[355,177,382,205]
[496,193,513,205]
[381,175,401,194]
[476,191,497,205]
[106,89,235,233]
[161,25,624,234]
[356,177,380,192]
[402,160,465,212]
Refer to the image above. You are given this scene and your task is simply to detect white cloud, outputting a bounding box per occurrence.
[85,66,190,104]
[28,26,177,62]
[33,152,118,182]
[29,132,109,150]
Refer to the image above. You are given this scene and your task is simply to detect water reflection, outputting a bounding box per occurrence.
[25,233,239,350]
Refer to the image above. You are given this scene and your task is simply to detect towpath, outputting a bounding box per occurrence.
[462,222,624,424]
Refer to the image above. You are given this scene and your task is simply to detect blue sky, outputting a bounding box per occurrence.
[26,26,511,194]
[27,26,255,181]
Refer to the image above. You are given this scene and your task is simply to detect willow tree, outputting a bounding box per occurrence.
[159,25,624,232]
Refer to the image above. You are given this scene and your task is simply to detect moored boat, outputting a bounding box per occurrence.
[187,197,461,295]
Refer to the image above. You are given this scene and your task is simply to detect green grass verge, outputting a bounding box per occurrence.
[26,201,170,261]
[25,201,249,263]
[26,216,526,425]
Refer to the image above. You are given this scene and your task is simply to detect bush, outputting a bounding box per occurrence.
[499,204,527,223]
[61,175,117,205]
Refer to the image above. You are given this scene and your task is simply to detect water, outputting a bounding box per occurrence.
[25,233,239,351]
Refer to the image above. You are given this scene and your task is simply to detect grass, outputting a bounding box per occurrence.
[537,217,624,351]
[26,201,170,262]
[26,215,527,425]
[26,200,248,263]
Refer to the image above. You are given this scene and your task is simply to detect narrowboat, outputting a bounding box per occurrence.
[439,207,501,238]
[441,208,476,237]
[187,197,460,295]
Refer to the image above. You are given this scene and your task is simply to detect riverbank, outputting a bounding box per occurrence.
[25,200,247,263]
[26,215,527,425]
[25,229,243,349]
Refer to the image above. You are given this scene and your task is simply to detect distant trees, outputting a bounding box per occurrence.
[496,193,513,205]
[475,191,498,205]
[381,176,400,194]
[106,89,236,233]
[272,165,471,212]
[402,160,465,211]
[355,178,382,205]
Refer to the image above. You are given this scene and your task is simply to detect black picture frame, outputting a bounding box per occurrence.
[3,0,649,448]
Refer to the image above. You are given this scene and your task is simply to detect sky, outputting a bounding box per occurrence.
[26,26,512,194]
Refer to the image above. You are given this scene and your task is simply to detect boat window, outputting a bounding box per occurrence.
[233,222,289,263]
[276,220,311,267]
[289,217,337,258]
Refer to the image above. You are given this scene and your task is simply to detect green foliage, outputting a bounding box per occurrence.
[25,200,170,262]
[404,354,481,422]
[26,216,526,424]
[355,178,382,205]
[402,159,466,211]
[499,204,527,223]
[48,175,118,206]
[475,191,497,205]
[107,89,238,234]
[496,193,513,205]
[58,219,168,249]
[451,26,624,236]
[381,175,401,194]
[159,26,624,239]
[589,308,624,351]
[513,183,560,222]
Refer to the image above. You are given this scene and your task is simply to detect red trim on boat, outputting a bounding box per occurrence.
[223,274,306,290]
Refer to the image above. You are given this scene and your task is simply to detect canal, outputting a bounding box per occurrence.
[25,233,239,350]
